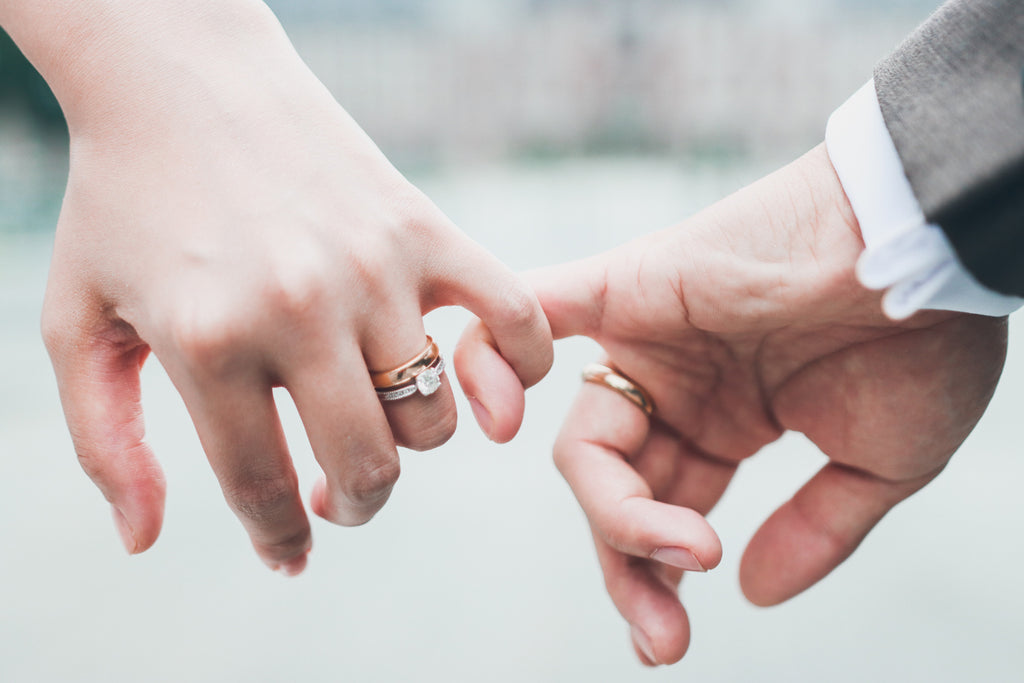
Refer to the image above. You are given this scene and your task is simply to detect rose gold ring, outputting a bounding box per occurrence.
[370,337,439,388]
[582,363,655,417]
[375,356,446,401]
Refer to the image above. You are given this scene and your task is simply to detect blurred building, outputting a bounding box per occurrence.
[1,0,939,233]
[275,0,934,162]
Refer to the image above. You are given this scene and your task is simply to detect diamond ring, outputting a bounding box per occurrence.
[374,353,446,402]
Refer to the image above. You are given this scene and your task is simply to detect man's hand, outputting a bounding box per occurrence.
[6,1,552,573]
[461,144,1006,664]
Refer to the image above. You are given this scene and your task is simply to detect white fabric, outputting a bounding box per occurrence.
[825,79,1023,320]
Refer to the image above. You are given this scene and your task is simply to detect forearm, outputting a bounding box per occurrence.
[0,1,301,135]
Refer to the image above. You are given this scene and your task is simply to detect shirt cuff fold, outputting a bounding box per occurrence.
[825,79,1022,319]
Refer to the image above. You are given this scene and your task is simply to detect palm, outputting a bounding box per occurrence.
[599,255,1005,476]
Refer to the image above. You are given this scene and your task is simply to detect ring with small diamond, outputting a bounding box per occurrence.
[375,356,446,402]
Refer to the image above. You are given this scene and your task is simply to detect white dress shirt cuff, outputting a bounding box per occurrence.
[825,79,1022,320]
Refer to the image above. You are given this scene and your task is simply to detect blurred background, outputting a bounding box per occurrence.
[2,1,1022,681]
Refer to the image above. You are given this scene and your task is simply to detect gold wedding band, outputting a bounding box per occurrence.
[582,363,655,417]
[370,337,439,388]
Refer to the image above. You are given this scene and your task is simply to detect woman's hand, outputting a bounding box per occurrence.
[12,2,552,573]
[461,144,1006,663]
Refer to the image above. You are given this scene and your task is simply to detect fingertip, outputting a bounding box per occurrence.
[702,529,724,571]
[277,551,310,577]
[111,505,139,554]
[628,607,690,666]
[108,461,167,555]
[310,477,330,521]
[738,521,803,608]
[630,625,660,666]
[739,554,788,607]
[523,258,607,341]
[482,379,525,444]
[310,475,390,527]
[739,582,782,608]
[650,547,707,573]
[454,325,526,443]
[467,397,494,440]
[739,462,907,607]
[599,543,691,666]
[738,501,847,607]
[607,499,721,572]
[110,502,164,555]
[649,533,722,576]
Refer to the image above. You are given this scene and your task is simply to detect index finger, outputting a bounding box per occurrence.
[553,380,722,570]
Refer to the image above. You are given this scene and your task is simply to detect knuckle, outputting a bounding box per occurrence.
[602,520,634,553]
[75,444,106,484]
[495,283,540,329]
[342,248,391,294]
[225,474,298,525]
[167,303,246,373]
[342,456,401,507]
[598,498,654,554]
[75,440,159,496]
[390,186,450,239]
[552,433,575,474]
[337,230,410,298]
[261,247,331,320]
[40,308,70,354]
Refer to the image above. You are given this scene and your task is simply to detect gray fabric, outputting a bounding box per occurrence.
[875,0,1024,296]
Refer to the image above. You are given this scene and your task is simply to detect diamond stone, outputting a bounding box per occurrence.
[416,367,442,396]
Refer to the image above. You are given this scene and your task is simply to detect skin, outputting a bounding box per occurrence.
[459,144,1007,664]
[1,1,552,573]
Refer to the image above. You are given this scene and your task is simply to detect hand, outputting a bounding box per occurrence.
[466,144,1006,664]
[30,3,552,573]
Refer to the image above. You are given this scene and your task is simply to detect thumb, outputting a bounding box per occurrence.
[525,254,610,340]
[43,314,166,554]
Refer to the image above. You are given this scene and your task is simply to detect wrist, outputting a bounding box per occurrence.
[1,1,300,136]
[779,144,896,324]
[673,143,879,331]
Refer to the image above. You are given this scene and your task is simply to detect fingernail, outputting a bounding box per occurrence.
[651,547,706,572]
[277,553,308,578]
[630,624,659,666]
[111,505,138,555]
[468,397,494,440]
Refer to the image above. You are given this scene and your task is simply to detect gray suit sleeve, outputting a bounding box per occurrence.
[875,0,1024,297]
